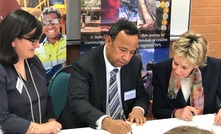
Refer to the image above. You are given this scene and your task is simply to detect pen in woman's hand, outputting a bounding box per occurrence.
[121,114,133,134]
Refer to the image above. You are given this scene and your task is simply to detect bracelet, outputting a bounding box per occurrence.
[30,122,34,134]
[171,108,177,118]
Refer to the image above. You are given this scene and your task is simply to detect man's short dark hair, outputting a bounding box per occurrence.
[108,18,140,41]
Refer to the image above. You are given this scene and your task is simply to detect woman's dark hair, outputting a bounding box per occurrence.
[0,9,42,64]
[108,18,140,41]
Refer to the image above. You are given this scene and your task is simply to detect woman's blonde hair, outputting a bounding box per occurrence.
[172,31,208,66]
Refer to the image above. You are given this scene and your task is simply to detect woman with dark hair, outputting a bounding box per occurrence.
[0,9,61,133]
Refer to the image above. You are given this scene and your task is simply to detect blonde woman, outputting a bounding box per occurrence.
[152,31,221,125]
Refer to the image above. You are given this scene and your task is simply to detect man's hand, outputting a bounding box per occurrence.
[128,108,146,126]
[102,117,132,134]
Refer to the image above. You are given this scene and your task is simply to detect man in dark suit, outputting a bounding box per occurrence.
[59,18,149,134]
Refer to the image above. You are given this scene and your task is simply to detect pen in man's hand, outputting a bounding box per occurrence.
[121,114,127,121]
[121,114,133,134]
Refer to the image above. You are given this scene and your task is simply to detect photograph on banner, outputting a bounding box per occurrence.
[138,0,171,100]
[80,0,171,62]
[80,0,171,52]
[80,0,102,53]
[0,0,67,82]
[138,0,171,62]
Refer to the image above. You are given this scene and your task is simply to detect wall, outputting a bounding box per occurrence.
[190,0,221,58]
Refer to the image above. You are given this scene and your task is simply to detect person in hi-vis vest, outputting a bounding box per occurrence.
[35,6,66,82]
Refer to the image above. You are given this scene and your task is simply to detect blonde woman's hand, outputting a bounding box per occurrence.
[175,106,198,121]
[214,109,221,125]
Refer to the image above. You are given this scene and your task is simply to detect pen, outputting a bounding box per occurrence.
[121,114,127,121]
[121,114,133,134]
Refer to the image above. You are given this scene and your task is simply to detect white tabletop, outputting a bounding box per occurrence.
[60,114,221,134]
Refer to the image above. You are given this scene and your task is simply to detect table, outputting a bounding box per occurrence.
[60,114,221,134]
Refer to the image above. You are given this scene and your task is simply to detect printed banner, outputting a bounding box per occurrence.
[80,0,171,66]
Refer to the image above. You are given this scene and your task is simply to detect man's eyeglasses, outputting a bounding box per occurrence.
[20,35,42,46]
[42,19,60,26]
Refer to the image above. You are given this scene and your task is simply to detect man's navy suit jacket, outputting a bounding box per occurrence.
[59,45,149,129]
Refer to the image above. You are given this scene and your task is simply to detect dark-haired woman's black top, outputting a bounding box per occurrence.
[0,55,55,133]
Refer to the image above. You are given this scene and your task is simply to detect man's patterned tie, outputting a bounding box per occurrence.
[109,69,121,119]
